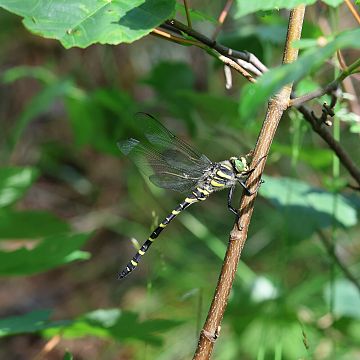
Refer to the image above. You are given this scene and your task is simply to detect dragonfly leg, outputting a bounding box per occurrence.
[227,185,238,216]
[238,178,264,196]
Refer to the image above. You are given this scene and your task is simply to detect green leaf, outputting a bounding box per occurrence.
[0,0,176,49]
[0,167,39,208]
[63,352,73,360]
[239,28,360,118]
[322,0,344,6]
[324,279,360,319]
[234,0,317,18]
[271,142,333,169]
[0,310,56,336]
[259,176,358,238]
[0,210,70,239]
[0,233,91,276]
[1,65,57,84]
[44,309,182,346]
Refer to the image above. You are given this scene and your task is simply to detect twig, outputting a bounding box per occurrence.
[290,57,360,107]
[151,28,203,47]
[164,19,268,74]
[212,0,234,40]
[217,54,256,83]
[337,51,360,115]
[317,229,360,295]
[183,0,192,28]
[156,18,360,187]
[297,104,360,186]
[344,0,360,24]
[290,80,338,107]
[192,5,306,360]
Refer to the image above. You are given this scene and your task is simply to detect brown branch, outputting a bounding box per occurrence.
[212,0,234,40]
[317,229,360,295]
[192,5,306,360]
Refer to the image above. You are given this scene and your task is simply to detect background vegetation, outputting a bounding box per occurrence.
[0,1,359,359]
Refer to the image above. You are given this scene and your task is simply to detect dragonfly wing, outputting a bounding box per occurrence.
[136,113,212,176]
[118,138,201,192]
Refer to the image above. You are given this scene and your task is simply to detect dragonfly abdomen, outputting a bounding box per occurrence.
[118,189,211,279]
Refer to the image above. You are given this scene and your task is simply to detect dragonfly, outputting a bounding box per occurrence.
[117,113,263,279]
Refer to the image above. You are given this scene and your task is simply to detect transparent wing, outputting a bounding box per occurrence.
[118,138,206,193]
[137,113,212,176]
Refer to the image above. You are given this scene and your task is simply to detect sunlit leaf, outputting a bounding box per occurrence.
[0,233,91,276]
[324,279,360,319]
[44,308,183,346]
[0,167,39,208]
[260,176,358,239]
[0,0,176,48]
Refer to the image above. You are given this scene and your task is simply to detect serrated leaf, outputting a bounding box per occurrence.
[0,233,91,276]
[0,167,39,208]
[239,28,360,118]
[0,210,70,239]
[0,0,176,48]
[234,0,317,18]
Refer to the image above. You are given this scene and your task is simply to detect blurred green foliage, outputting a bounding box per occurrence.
[0,1,359,359]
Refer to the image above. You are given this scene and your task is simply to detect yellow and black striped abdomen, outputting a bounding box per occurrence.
[118,191,210,279]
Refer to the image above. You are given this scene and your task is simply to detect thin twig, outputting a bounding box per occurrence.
[344,0,360,24]
[297,104,360,185]
[212,0,234,40]
[217,54,256,83]
[156,19,360,187]
[192,6,306,360]
[164,20,268,74]
[183,0,192,28]
[290,57,360,107]
[151,28,203,47]
[317,229,360,295]
[290,80,338,107]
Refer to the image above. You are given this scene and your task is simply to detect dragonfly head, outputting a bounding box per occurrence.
[230,155,251,175]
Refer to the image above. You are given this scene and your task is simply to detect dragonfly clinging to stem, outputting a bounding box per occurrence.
[117,113,265,279]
